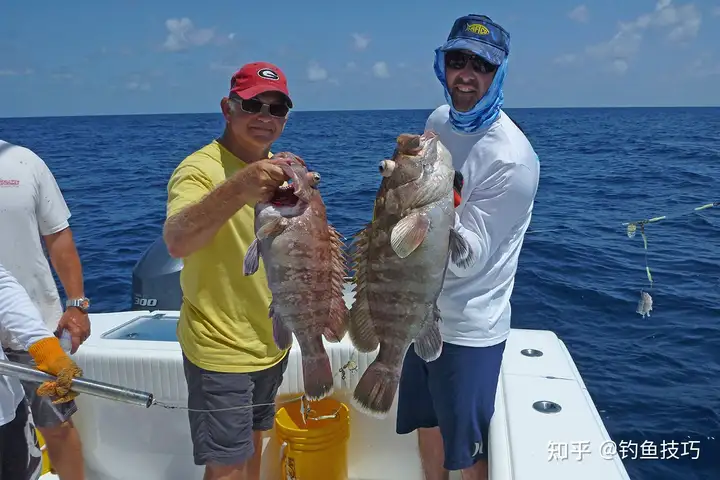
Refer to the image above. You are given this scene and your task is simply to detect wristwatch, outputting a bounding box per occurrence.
[66,297,91,313]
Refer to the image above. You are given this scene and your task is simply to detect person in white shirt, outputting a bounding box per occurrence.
[395,14,540,480]
[0,140,90,479]
[0,262,83,479]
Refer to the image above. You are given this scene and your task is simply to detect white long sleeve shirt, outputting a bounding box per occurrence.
[0,262,55,426]
[430,106,540,347]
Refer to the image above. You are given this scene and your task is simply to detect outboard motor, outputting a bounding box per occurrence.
[131,235,183,311]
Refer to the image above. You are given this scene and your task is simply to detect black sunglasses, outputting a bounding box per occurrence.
[444,50,497,74]
[233,97,290,118]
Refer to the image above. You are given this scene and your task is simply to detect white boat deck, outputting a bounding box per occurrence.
[37,287,630,479]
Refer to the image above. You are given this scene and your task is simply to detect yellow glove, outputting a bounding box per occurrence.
[27,337,83,404]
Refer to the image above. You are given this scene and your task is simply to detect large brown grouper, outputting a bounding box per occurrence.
[348,132,476,417]
[243,153,347,401]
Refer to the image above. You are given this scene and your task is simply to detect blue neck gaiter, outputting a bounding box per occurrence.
[433,49,508,135]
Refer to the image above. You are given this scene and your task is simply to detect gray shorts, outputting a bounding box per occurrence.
[182,352,288,467]
[3,349,77,429]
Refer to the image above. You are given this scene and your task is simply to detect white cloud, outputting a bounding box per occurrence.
[51,73,74,80]
[209,62,237,72]
[162,18,215,51]
[345,61,357,70]
[352,33,370,50]
[687,53,720,77]
[568,5,589,23]
[553,53,578,65]
[372,61,389,78]
[307,62,328,81]
[712,6,720,16]
[0,68,33,76]
[126,81,150,91]
[611,59,629,74]
[566,0,702,74]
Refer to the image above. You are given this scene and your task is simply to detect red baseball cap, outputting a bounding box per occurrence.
[229,61,293,108]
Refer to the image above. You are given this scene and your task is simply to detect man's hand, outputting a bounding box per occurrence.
[28,337,84,404]
[235,155,314,204]
[235,159,292,204]
[36,362,82,404]
[56,307,90,354]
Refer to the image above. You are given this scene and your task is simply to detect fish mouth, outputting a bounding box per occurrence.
[270,182,300,207]
[421,130,438,141]
[269,171,320,206]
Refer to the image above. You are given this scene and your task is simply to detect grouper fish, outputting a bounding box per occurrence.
[243,152,347,401]
[348,131,476,418]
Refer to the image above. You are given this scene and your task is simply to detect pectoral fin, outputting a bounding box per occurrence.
[270,303,293,350]
[414,305,443,362]
[390,212,430,258]
[449,227,475,269]
[243,239,260,275]
[257,217,288,240]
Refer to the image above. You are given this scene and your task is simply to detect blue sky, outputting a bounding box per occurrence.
[1,0,719,117]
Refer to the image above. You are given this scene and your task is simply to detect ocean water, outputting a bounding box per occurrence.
[1,107,719,479]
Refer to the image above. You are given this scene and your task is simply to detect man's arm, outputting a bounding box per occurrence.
[164,155,315,258]
[33,152,82,299]
[32,154,91,352]
[44,228,85,301]
[163,163,254,259]
[449,162,538,278]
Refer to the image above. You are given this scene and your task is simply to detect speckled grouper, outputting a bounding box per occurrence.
[243,152,347,401]
[348,131,476,418]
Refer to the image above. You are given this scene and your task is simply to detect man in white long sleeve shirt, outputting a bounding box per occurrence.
[0,262,83,479]
[395,14,540,480]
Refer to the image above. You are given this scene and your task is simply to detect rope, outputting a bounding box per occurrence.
[151,356,360,413]
[524,201,719,236]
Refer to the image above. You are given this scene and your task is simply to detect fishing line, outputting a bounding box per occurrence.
[527,201,719,316]
[622,201,718,316]
[121,203,720,411]
[524,201,719,236]
[151,357,360,414]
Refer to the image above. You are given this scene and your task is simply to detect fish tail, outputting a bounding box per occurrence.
[301,349,335,401]
[351,360,400,419]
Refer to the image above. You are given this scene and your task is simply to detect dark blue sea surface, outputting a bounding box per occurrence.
[1,107,719,479]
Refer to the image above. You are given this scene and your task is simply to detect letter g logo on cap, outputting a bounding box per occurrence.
[257,68,279,80]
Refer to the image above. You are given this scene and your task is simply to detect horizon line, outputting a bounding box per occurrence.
[1,104,718,120]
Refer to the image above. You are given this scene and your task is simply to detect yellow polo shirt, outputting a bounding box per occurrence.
[166,140,287,373]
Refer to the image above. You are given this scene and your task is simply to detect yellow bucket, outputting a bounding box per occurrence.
[274,397,350,480]
[36,429,52,475]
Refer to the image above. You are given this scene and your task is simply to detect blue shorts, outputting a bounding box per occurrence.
[396,340,506,471]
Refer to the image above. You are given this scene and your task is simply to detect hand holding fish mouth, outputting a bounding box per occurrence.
[237,155,320,203]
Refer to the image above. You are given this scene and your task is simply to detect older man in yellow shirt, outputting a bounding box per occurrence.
[163,61,315,480]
